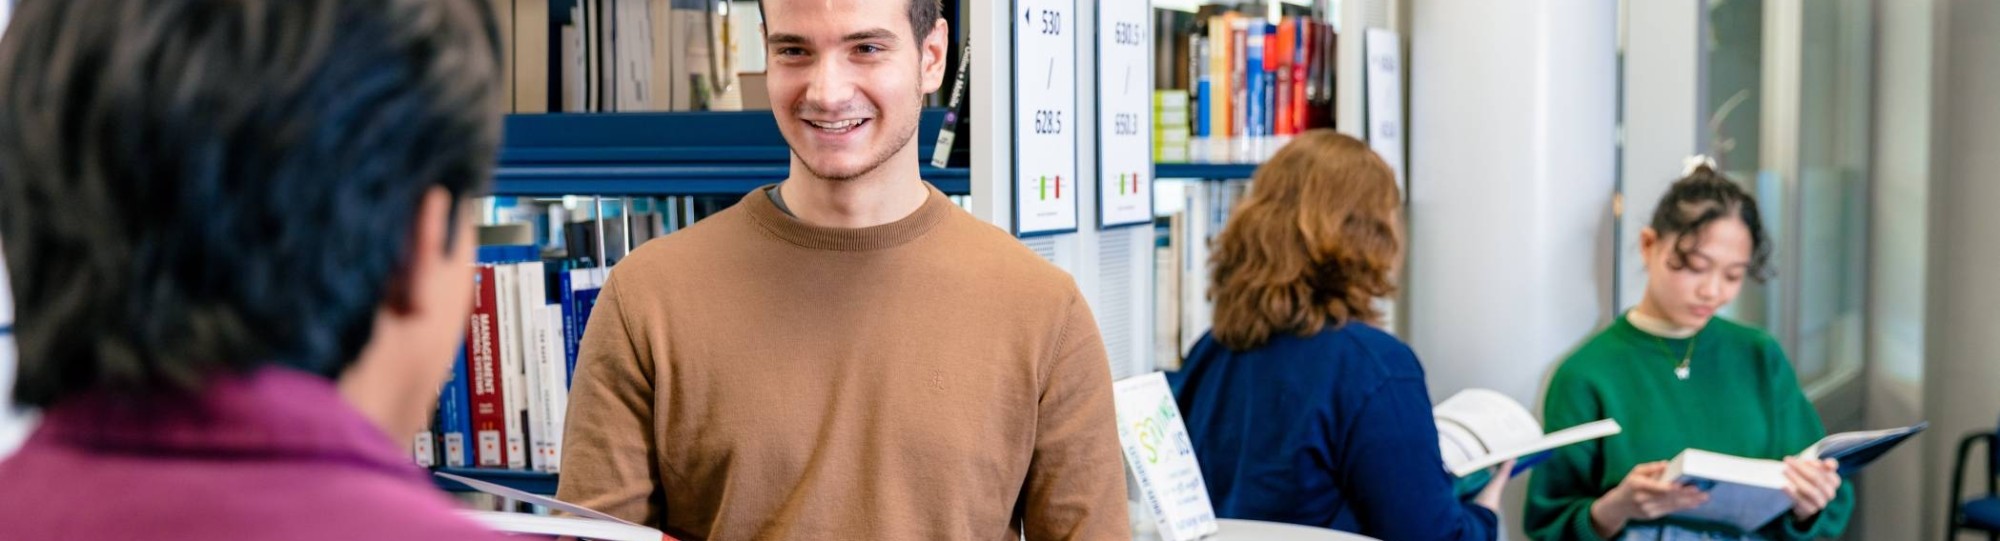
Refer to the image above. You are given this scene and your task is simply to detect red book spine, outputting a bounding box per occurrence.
[466,265,508,467]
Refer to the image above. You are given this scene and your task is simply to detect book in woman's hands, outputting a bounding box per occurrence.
[1802,422,1928,475]
[1660,422,1927,532]
[1434,389,1622,496]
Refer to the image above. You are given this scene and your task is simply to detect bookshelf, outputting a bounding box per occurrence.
[494,109,973,197]
[1154,163,1259,180]
[436,110,1258,496]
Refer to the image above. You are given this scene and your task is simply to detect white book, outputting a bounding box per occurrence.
[516,261,549,472]
[462,511,665,541]
[562,21,587,113]
[537,304,569,473]
[1433,389,1622,477]
[1661,422,1925,532]
[495,263,527,470]
[437,472,665,541]
[1113,372,1218,541]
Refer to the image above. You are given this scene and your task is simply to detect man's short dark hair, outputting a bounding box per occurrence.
[0,0,505,408]
[758,0,944,43]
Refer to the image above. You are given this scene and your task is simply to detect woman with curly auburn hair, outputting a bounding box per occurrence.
[1175,130,1510,540]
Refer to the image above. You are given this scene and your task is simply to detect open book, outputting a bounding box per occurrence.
[1661,422,1927,532]
[1434,389,1622,495]
[435,471,674,541]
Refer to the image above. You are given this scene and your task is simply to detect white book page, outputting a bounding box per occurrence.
[1805,423,1925,459]
[1672,449,1786,489]
[1447,419,1622,477]
[436,472,640,527]
[1433,389,1544,452]
[459,510,662,541]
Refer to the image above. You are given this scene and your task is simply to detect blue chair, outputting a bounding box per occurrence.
[1949,415,2000,540]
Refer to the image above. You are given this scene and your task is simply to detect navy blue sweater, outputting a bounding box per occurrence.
[1175,324,1498,541]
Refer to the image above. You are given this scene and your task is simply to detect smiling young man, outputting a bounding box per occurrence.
[554,0,1131,539]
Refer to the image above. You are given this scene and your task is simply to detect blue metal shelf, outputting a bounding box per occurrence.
[492,109,970,197]
[433,467,559,495]
[1153,162,1261,180]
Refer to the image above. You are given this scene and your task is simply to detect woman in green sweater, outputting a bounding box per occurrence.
[1525,164,1853,541]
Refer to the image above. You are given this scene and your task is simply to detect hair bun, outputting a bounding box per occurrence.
[1681,154,1719,176]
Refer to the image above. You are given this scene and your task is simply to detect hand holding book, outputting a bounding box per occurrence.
[1588,461,1709,538]
[1779,456,1841,521]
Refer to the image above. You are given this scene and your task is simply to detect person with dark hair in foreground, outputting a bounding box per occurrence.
[0,0,511,539]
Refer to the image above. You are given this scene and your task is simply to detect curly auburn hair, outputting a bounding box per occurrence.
[1208,130,1403,350]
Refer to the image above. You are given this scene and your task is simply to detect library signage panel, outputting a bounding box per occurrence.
[1012,0,1080,236]
[1095,0,1154,229]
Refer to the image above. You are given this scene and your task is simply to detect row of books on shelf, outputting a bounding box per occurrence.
[415,197,730,474]
[493,0,742,114]
[414,245,605,473]
[1156,10,1337,163]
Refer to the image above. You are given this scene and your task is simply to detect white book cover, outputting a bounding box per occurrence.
[462,511,665,541]
[1113,372,1218,541]
[538,304,569,473]
[495,263,527,470]
[438,472,668,541]
[1433,389,1622,477]
[1662,449,1792,532]
[518,261,549,473]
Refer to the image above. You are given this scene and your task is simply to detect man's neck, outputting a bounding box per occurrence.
[780,157,930,229]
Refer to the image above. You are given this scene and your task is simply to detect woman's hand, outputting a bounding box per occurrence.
[1588,461,1709,538]
[1472,460,1516,513]
[1782,457,1841,521]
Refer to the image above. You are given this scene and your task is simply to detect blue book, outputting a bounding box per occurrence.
[1194,79,1211,138]
[438,348,474,468]
[1246,22,1264,143]
[561,268,605,387]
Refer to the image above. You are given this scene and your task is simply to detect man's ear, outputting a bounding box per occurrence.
[919,18,949,94]
[386,188,458,315]
[1638,226,1660,267]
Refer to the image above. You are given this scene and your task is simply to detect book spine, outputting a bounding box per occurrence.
[1292,18,1309,132]
[514,0,551,113]
[1192,34,1208,138]
[1231,20,1248,158]
[440,347,473,468]
[569,269,604,385]
[931,38,972,168]
[560,270,580,389]
[497,263,527,469]
[518,260,550,472]
[542,305,569,473]
[1245,21,1263,150]
[467,265,506,468]
[1206,15,1231,141]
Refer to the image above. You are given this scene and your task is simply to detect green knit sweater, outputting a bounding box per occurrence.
[1525,315,1854,541]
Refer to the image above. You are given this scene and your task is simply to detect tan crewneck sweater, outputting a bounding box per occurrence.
[557,183,1131,541]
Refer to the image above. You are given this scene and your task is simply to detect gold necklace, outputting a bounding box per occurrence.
[1654,336,1695,380]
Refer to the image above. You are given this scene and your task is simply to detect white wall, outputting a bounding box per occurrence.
[1407,1,1617,537]
[1861,0,1934,539]
[1923,1,2000,540]
[1407,0,1615,410]
[1617,0,1705,312]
